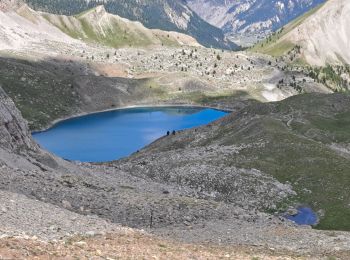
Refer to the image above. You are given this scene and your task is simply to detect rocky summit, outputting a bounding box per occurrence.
[0,0,350,259]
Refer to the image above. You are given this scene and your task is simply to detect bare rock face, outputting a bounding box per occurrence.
[286,0,350,65]
[0,86,38,152]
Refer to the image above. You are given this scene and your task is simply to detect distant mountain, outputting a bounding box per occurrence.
[42,5,201,48]
[252,0,350,66]
[0,4,199,51]
[0,3,80,51]
[187,0,326,45]
[24,0,238,50]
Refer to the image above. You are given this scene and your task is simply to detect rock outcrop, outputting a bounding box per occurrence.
[0,86,37,152]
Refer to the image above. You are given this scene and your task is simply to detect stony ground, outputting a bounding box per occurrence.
[1,86,350,259]
[0,189,123,241]
[0,3,349,259]
[2,233,341,260]
[116,93,350,230]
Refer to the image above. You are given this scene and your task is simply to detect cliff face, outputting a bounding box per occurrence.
[0,86,37,152]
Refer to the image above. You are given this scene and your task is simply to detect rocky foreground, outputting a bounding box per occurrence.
[1,85,350,259]
[3,232,339,260]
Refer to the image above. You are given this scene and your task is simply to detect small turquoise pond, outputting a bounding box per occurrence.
[33,107,228,162]
[286,207,318,225]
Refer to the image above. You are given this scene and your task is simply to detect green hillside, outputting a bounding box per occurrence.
[24,0,238,50]
[40,6,183,48]
[132,92,350,231]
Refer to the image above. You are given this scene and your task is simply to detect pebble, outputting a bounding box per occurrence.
[85,231,96,237]
[74,241,87,247]
[62,200,72,209]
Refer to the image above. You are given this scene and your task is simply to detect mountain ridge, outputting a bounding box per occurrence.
[187,0,326,46]
[41,4,201,48]
[0,3,200,52]
[24,0,238,50]
[251,0,350,66]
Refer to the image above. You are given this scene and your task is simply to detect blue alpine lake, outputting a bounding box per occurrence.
[32,107,228,162]
[286,207,318,225]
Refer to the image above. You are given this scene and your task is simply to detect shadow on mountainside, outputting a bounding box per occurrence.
[0,56,255,131]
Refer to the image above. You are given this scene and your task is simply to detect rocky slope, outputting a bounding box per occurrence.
[0,3,81,51]
[187,0,325,45]
[1,1,350,258]
[118,92,350,231]
[0,87,36,152]
[252,0,350,66]
[24,0,238,50]
[284,0,350,65]
[0,4,199,51]
[1,84,350,258]
[42,5,200,48]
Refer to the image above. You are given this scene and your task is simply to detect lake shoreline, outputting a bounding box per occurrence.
[32,103,234,133]
[32,106,228,162]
